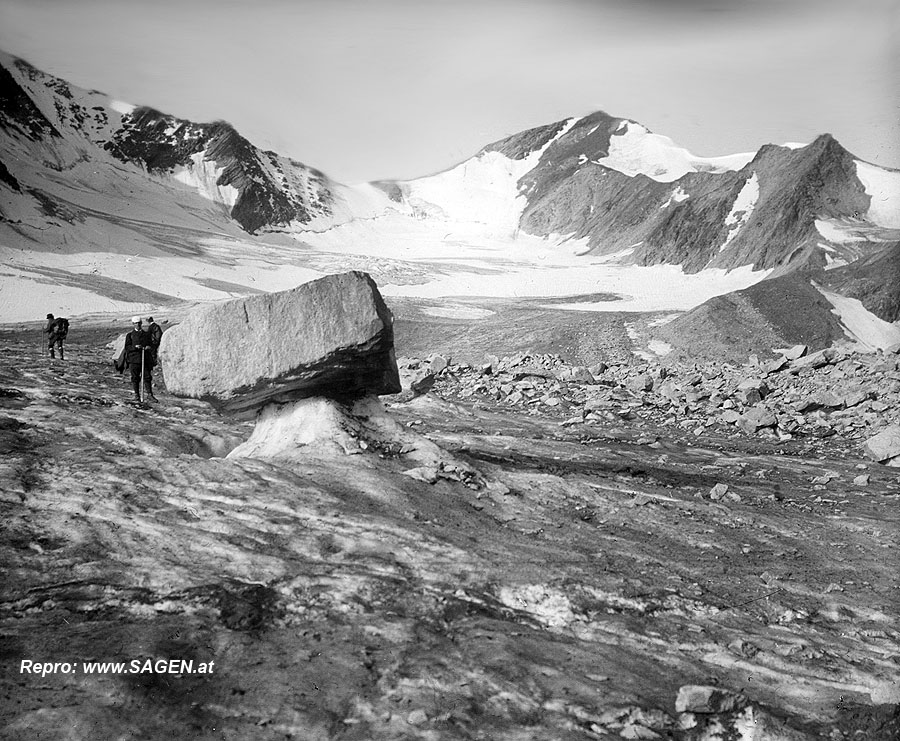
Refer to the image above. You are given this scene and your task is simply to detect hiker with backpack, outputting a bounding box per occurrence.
[124,316,157,403]
[44,313,69,360]
[146,316,163,362]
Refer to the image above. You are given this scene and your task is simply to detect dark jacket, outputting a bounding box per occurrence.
[124,329,154,368]
[148,322,163,350]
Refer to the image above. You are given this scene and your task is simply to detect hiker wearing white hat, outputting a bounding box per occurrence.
[123,316,157,403]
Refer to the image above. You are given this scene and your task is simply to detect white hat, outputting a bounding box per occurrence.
[131,316,142,323]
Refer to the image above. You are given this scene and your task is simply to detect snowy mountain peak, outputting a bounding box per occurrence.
[2,51,898,329]
[0,50,341,233]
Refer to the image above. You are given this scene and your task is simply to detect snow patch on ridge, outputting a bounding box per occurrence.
[660,186,689,209]
[719,173,759,252]
[173,152,240,209]
[110,100,136,115]
[597,122,755,182]
[401,117,580,233]
[602,123,694,181]
[818,243,850,270]
[815,218,867,243]
[815,284,900,350]
[854,161,900,228]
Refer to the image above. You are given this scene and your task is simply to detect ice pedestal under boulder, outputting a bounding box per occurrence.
[227,396,484,487]
[227,396,439,461]
[159,271,401,418]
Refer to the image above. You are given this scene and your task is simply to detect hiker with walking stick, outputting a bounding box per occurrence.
[124,316,157,403]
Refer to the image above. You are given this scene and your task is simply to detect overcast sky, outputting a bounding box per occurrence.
[1,0,897,183]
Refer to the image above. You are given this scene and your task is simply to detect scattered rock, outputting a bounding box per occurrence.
[709,483,729,500]
[782,344,809,361]
[391,347,900,456]
[628,373,654,392]
[675,685,744,714]
[409,371,436,395]
[402,466,439,484]
[736,378,769,405]
[814,391,844,409]
[863,424,900,464]
[428,354,449,374]
[738,405,777,433]
[406,709,429,725]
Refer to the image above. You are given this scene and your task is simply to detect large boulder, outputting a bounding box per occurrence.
[863,424,900,465]
[159,272,401,416]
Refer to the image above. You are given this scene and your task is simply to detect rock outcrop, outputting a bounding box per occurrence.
[160,272,401,417]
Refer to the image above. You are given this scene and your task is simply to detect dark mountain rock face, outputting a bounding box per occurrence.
[633,170,748,271]
[710,136,871,273]
[522,111,623,192]
[0,158,20,191]
[517,112,638,239]
[509,118,877,274]
[0,61,61,140]
[104,106,209,171]
[480,118,569,161]
[105,109,331,232]
[202,125,329,234]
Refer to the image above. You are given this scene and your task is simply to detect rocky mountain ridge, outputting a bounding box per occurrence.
[3,49,897,271]
[404,110,898,275]
[0,50,341,234]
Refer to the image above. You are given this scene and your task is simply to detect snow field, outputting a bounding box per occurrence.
[854,161,900,228]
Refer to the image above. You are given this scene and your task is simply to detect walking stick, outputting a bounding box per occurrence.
[140,348,145,403]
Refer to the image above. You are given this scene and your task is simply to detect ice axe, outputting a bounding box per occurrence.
[140,347,145,403]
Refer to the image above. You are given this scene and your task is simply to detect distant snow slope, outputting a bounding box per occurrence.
[598,121,755,182]
[816,285,900,350]
[399,118,578,233]
[854,161,900,228]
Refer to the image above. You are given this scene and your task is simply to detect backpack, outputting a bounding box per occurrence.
[149,322,163,349]
[54,317,69,339]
